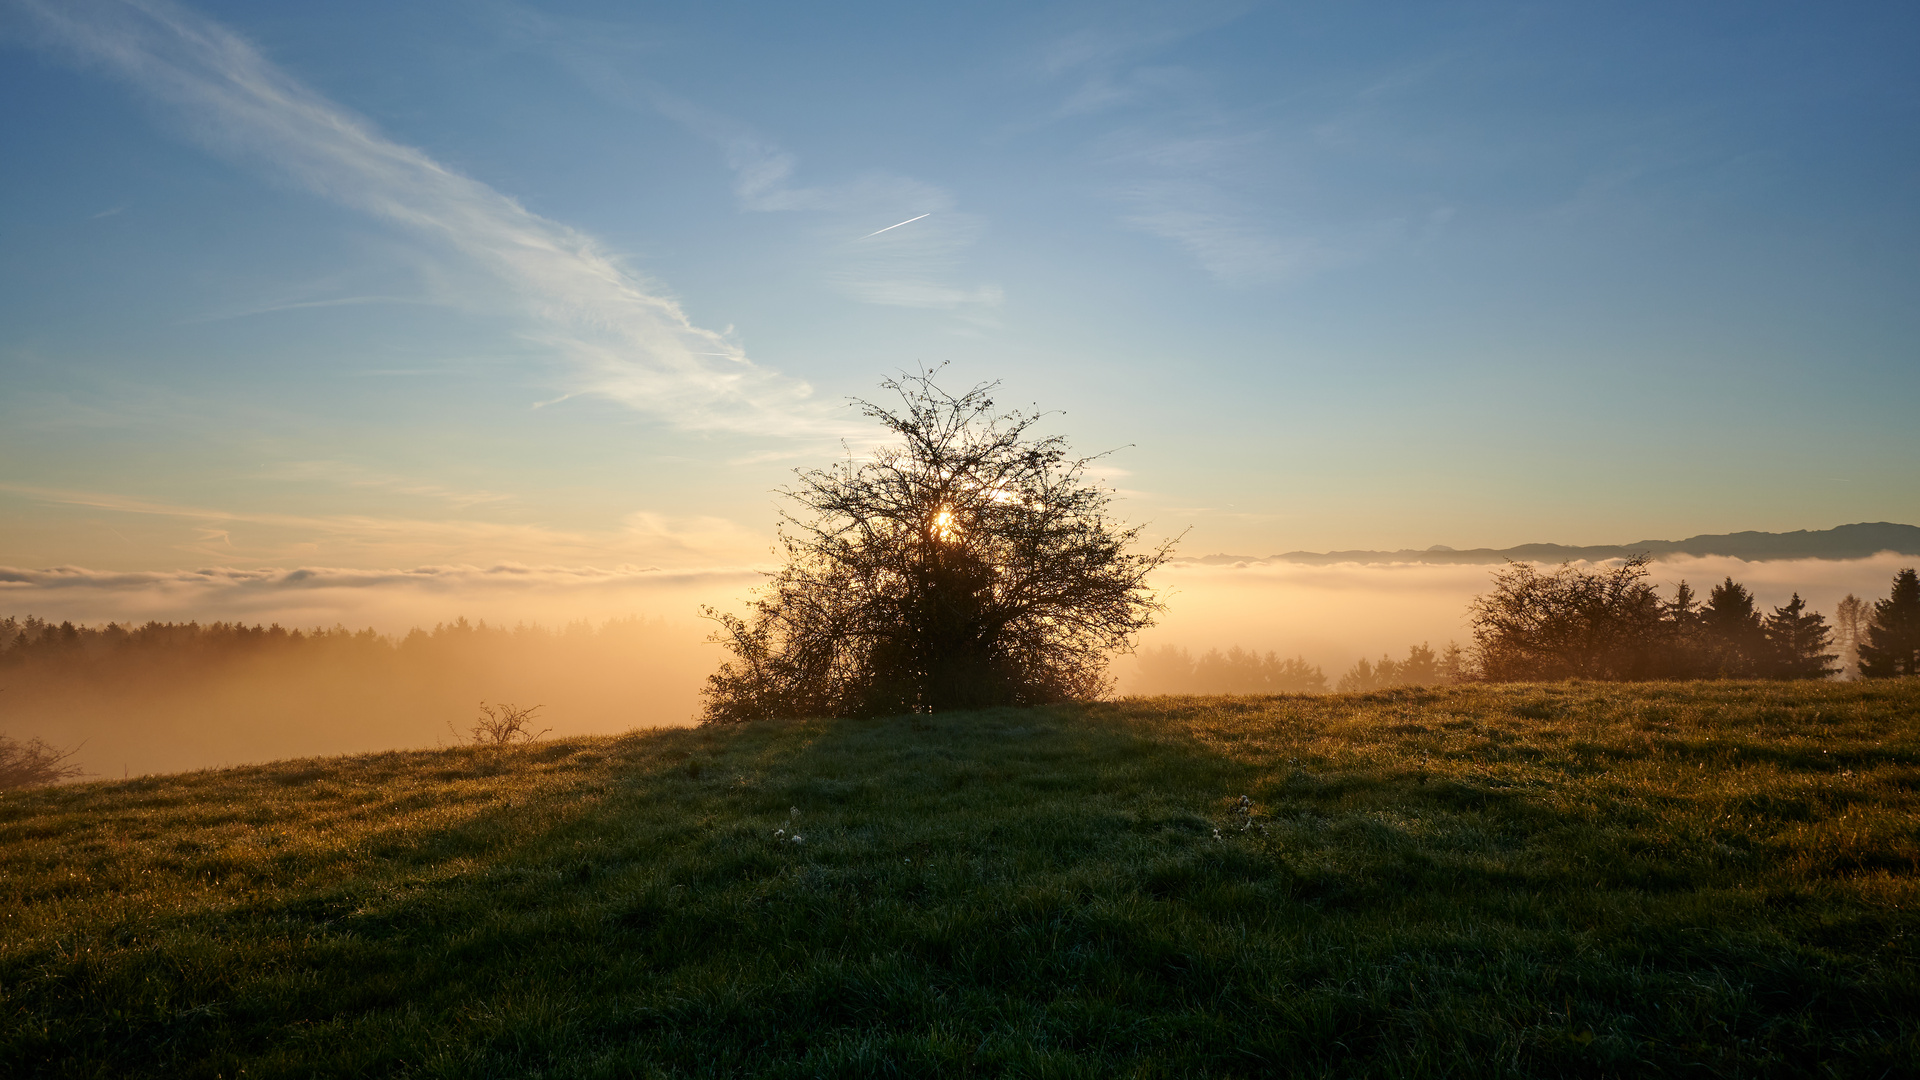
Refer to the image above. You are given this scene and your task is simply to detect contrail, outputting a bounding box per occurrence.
[856,213,930,240]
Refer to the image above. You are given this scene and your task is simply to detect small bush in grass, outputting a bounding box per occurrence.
[455,701,549,746]
[0,732,85,788]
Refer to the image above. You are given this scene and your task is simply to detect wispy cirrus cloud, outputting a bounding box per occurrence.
[639,93,1002,308]
[483,6,1000,313]
[1027,3,1450,286]
[8,0,832,434]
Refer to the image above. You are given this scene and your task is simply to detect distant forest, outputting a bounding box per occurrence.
[1464,560,1914,683]
[2,614,612,665]
[0,615,703,778]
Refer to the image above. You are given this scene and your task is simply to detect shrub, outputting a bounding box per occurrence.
[0,733,85,789]
[703,371,1173,720]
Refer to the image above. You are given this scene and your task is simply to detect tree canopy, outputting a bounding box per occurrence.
[702,372,1174,721]
[1467,556,1667,681]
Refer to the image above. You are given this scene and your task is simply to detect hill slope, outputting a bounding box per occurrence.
[4,682,1918,1077]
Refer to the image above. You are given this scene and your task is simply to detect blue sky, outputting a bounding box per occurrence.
[2,0,1916,590]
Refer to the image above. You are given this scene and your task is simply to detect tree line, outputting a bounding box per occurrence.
[0,614,706,783]
[1464,560,1918,683]
[1128,642,1460,696]
[0,614,615,665]
[1129,565,1917,696]
[1128,645,1328,695]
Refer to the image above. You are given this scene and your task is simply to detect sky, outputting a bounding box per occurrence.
[2,0,1917,634]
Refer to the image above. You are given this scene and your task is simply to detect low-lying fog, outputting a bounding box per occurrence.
[2,553,1909,778]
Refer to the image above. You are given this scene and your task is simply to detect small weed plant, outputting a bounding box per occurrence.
[454,700,549,747]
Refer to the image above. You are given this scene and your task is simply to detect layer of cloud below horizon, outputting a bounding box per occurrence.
[5,555,1909,673]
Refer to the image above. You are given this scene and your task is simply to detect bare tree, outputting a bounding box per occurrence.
[703,371,1175,721]
[0,733,86,789]
[1833,593,1870,677]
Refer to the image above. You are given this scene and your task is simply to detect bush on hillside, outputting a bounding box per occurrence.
[0,733,85,789]
[1469,557,1669,681]
[703,372,1174,720]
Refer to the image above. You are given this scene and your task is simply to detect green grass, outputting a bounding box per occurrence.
[3,681,1917,1078]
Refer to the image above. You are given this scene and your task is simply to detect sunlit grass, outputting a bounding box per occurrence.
[3,681,1917,1077]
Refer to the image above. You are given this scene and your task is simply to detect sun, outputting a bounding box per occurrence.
[932,507,959,541]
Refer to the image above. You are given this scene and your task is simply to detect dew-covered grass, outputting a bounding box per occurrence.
[3,680,1916,1077]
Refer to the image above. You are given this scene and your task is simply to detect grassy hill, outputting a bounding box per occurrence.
[4,682,1917,1078]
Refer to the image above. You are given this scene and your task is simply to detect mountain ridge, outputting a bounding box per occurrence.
[1180,521,1920,566]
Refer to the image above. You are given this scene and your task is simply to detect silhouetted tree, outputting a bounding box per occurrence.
[1336,643,1443,691]
[1192,647,1327,695]
[1266,655,1329,694]
[1336,656,1384,693]
[1468,556,1666,681]
[1762,594,1836,680]
[1857,568,1920,678]
[702,372,1175,721]
[1132,644,1197,693]
[1400,643,1440,685]
[1659,579,1707,677]
[1700,577,1766,677]
[1127,645,1325,695]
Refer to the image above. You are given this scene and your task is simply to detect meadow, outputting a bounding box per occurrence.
[3,681,1916,1078]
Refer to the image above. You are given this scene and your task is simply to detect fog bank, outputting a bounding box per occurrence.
[1,617,707,779]
[4,554,1910,777]
[1118,553,1916,690]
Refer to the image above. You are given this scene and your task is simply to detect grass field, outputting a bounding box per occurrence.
[3,681,1917,1078]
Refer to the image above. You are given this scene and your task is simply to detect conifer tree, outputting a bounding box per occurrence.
[1762,593,1836,680]
[1857,568,1920,678]
[1662,579,1707,677]
[1336,656,1381,693]
[1400,643,1440,686]
[1700,577,1765,677]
